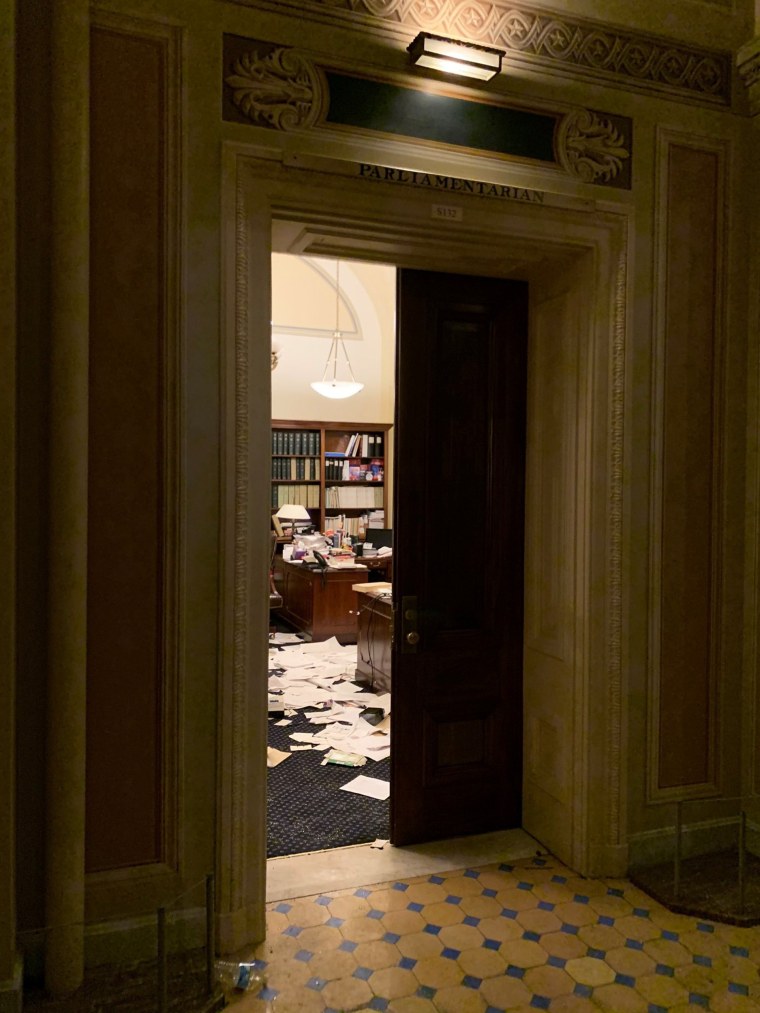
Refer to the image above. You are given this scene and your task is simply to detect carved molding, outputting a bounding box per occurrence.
[228,0,732,106]
[606,230,627,848]
[556,108,630,184]
[737,37,760,116]
[225,47,324,129]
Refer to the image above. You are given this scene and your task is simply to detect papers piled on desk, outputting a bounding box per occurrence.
[268,636,391,762]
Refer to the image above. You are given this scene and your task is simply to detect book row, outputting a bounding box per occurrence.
[327,432,385,458]
[272,429,321,456]
[325,485,384,509]
[271,484,320,509]
[324,458,384,482]
[272,457,321,481]
[325,511,385,537]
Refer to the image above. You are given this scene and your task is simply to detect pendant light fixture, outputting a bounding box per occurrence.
[310,260,364,400]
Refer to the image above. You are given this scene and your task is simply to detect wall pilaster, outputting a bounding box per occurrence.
[45,0,89,996]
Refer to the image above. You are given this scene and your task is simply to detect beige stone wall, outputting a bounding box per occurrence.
[9,0,760,979]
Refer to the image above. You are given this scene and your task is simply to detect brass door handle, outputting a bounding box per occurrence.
[406,631,420,646]
[401,595,419,653]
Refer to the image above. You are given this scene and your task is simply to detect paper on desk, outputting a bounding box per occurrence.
[339,775,390,800]
[267,747,291,768]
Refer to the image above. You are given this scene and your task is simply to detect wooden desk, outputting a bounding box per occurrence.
[353,583,393,693]
[273,557,367,642]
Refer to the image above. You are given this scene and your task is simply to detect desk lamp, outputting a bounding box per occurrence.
[275,503,311,537]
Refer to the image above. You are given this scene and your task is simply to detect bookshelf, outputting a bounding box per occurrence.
[271,420,391,537]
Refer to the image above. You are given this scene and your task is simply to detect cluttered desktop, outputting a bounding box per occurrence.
[272,526,392,642]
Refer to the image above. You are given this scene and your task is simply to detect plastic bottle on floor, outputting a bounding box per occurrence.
[214,958,266,1000]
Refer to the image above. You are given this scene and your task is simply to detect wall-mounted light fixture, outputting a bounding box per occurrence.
[407,32,504,82]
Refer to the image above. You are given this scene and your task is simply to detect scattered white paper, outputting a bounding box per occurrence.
[274,719,292,727]
[267,747,291,768]
[290,744,313,751]
[339,775,391,800]
[370,838,389,849]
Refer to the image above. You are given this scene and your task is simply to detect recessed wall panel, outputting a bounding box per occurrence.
[657,142,721,791]
[86,26,167,872]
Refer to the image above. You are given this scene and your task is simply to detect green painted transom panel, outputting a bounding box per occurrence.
[325,72,557,165]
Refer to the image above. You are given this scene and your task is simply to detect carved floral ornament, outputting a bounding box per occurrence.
[555,108,630,184]
[225,46,630,186]
[225,48,324,129]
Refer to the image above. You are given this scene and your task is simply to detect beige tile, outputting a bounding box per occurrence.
[339,913,386,942]
[642,936,692,967]
[232,997,273,1013]
[633,971,689,1006]
[294,924,342,952]
[353,939,402,970]
[458,894,503,920]
[577,922,625,951]
[479,974,532,1009]
[722,953,760,985]
[381,909,426,936]
[476,868,520,891]
[405,882,448,905]
[264,910,289,935]
[533,882,575,904]
[593,982,649,1012]
[455,945,507,979]
[710,991,760,1012]
[678,928,731,959]
[498,937,546,968]
[647,907,697,934]
[252,933,301,962]
[523,963,575,997]
[673,961,723,994]
[411,954,462,988]
[265,984,326,1013]
[552,901,600,927]
[438,923,486,951]
[564,955,616,986]
[328,894,371,919]
[387,996,438,1013]
[419,901,465,927]
[604,945,656,977]
[587,894,633,918]
[474,915,522,944]
[285,899,331,928]
[395,931,443,961]
[307,947,358,981]
[536,930,587,960]
[264,960,313,990]
[562,877,608,897]
[439,874,489,897]
[613,914,662,943]
[516,906,562,935]
[369,888,415,913]
[495,887,540,912]
[432,984,487,1013]
[367,965,419,999]
[320,974,373,1010]
[549,995,600,1012]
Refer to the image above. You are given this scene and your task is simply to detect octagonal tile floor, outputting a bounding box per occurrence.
[231,854,760,1011]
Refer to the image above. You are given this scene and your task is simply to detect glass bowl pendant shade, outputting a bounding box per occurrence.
[311,260,364,399]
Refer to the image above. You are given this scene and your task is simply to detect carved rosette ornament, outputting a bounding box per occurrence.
[225,48,324,130]
[737,37,760,117]
[556,109,630,185]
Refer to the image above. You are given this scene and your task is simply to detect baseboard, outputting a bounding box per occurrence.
[0,955,23,1013]
[18,907,208,977]
[629,815,743,870]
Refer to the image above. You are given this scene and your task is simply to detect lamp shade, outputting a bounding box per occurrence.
[310,379,365,399]
[275,503,311,521]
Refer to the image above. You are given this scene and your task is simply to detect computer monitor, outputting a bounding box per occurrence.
[365,527,392,550]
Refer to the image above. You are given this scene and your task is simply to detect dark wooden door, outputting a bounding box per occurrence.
[391,269,528,845]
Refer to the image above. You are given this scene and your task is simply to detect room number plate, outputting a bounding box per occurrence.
[431,204,463,221]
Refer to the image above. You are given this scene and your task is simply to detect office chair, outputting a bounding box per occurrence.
[269,530,283,612]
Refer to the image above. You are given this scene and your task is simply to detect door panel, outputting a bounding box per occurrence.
[522,260,587,865]
[392,270,528,845]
